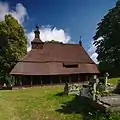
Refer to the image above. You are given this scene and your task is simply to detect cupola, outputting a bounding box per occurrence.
[31,26,44,49]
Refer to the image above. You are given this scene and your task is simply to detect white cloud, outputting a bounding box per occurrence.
[91,52,98,64]
[0,1,103,64]
[0,2,27,24]
[40,27,70,43]
[0,2,71,52]
[88,37,103,64]
[27,26,71,51]
[88,41,98,64]
[10,3,28,24]
[0,2,9,21]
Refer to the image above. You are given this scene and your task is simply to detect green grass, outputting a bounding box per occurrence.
[109,77,120,85]
[0,85,83,120]
[0,84,120,120]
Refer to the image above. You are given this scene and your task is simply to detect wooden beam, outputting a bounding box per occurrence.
[86,75,88,81]
[40,76,42,85]
[31,76,33,86]
[15,76,18,85]
[19,76,22,87]
[69,75,71,83]
[50,76,52,84]
[59,76,62,83]
[78,74,80,82]
[14,76,16,85]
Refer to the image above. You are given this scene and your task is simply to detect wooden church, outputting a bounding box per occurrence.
[10,26,99,86]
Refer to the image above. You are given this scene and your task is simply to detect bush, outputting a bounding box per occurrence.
[114,80,120,94]
[97,82,105,92]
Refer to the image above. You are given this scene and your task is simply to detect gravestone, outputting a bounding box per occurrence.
[64,82,82,95]
[97,95,120,112]
[92,75,99,101]
[80,84,92,98]
[68,84,81,95]
[80,75,99,101]
[105,72,109,90]
[79,74,120,112]
[80,75,99,100]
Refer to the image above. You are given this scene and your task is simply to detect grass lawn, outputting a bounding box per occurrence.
[0,83,120,120]
[109,77,120,85]
[0,85,84,120]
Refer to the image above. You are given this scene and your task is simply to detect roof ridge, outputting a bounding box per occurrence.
[18,60,94,64]
[44,42,81,45]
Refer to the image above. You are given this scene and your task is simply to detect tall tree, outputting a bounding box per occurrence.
[0,14,27,84]
[93,0,120,76]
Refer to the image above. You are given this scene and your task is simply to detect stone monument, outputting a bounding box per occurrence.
[80,75,99,101]
[105,72,109,90]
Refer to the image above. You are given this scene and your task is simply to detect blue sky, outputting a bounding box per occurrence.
[0,0,117,62]
[18,0,116,47]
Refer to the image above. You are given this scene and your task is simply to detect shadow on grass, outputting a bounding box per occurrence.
[55,92,65,96]
[56,96,108,120]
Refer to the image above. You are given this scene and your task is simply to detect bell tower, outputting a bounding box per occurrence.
[31,26,44,49]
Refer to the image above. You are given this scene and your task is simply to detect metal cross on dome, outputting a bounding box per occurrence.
[34,25,40,38]
[79,36,82,45]
[35,25,39,31]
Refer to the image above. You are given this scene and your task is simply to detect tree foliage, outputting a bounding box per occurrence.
[93,0,120,76]
[0,14,27,84]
